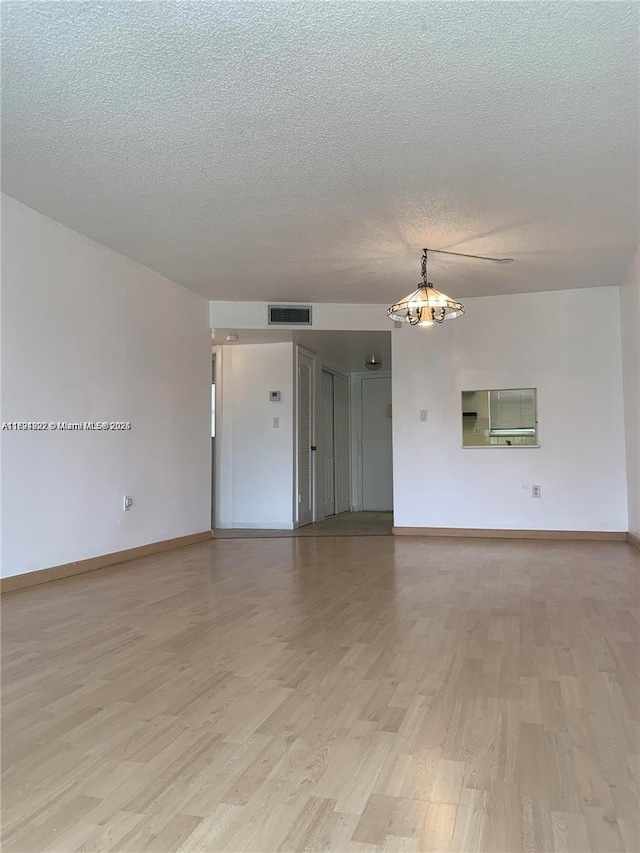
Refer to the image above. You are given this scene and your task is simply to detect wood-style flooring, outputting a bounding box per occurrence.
[2,536,639,852]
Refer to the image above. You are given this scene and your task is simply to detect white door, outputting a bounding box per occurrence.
[334,374,350,514]
[320,370,335,517]
[361,376,393,511]
[297,351,314,526]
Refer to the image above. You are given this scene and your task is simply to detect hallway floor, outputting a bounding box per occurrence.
[214,511,393,539]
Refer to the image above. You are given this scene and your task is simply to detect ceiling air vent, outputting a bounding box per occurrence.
[268,305,312,325]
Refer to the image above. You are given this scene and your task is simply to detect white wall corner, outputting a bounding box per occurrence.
[619,246,640,537]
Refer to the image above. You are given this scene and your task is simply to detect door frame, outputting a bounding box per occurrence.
[295,346,316,527]
[211,345,224,530]
[350,370,392,512]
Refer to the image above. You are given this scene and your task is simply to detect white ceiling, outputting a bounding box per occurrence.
[212,329,391,374]
[2,2,638,303]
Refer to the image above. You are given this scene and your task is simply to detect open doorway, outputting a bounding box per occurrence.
[318,368,350,519]
[211,329,393,537]
[359,373,393,511]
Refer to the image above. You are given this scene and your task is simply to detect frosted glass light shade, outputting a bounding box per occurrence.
[388,283,464,326]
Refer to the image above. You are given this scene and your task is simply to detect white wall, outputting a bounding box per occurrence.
[211,301,390,331]
[619,247,640,537]
[1,195,212,577]
[392,286,628,532]
[216,342,295,528]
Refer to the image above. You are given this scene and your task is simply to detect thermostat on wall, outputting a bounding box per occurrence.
[270,391,281,401]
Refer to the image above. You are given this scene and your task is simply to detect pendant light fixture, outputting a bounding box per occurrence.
[365,354,383,371]
[388,247,513,327]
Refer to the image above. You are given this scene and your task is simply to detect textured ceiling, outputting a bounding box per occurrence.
[2,2,638,303]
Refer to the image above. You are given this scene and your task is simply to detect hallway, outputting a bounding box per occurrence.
[213,511,393,539]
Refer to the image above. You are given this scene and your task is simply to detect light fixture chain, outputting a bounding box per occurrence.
[421,248,428,284]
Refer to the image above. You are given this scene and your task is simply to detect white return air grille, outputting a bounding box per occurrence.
[268,304,312,325]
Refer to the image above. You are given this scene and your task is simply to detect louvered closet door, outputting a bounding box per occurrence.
[297,352,314,526]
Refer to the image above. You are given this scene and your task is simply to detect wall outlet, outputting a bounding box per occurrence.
[532,485,541,498]
[272,417,280,429]
[123,495,134,511]
[419,409,428,422]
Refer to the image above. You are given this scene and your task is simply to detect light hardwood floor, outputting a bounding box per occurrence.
[2,536,638,852]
